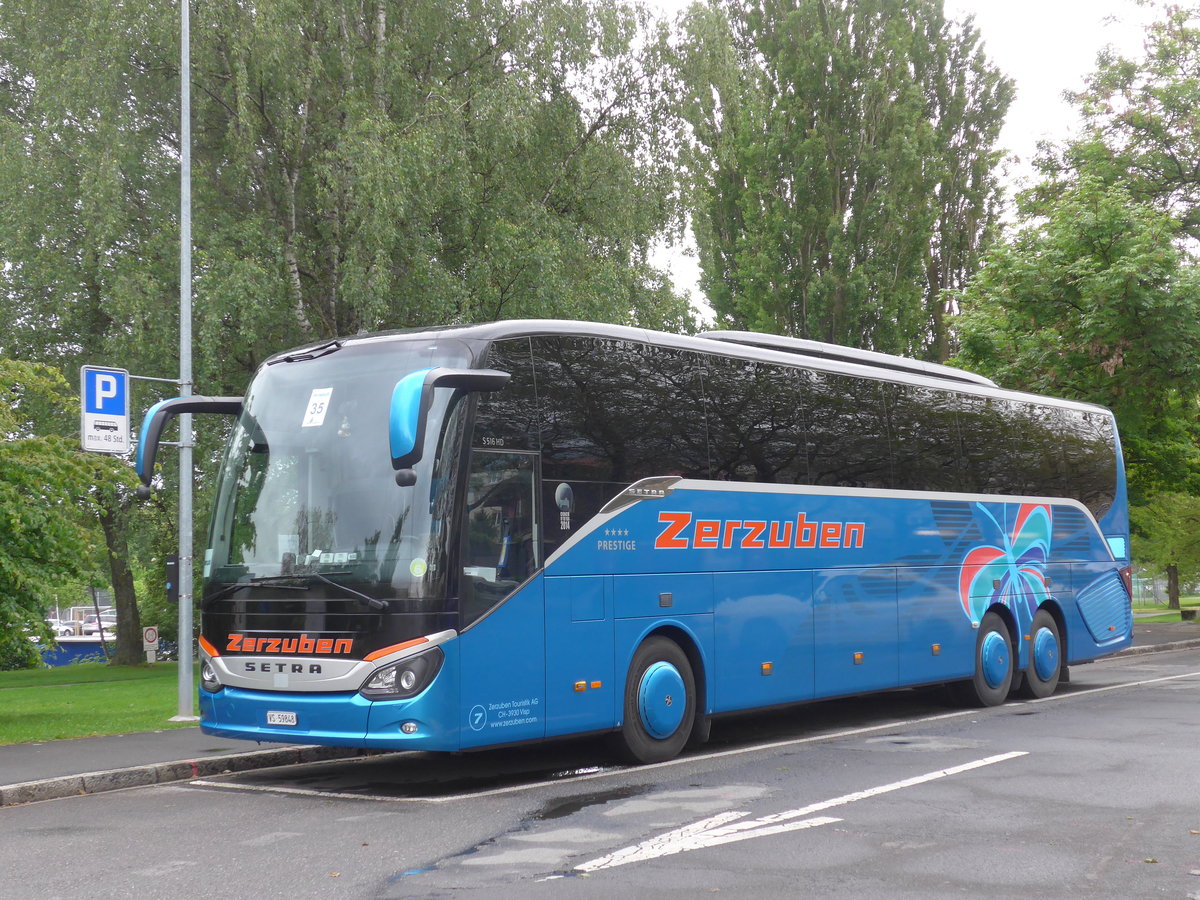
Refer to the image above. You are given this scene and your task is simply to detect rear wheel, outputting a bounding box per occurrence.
[952,611,1014,707]
[1016,609,1062,699]
[614,636,696,764]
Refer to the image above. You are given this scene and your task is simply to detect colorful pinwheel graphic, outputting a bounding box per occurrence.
[957,503,1052,627]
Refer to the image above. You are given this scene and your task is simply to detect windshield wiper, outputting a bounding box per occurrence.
[203,571,387,611]
[203,574,313,607]
[307,571,388,611]
[267,339,342,366]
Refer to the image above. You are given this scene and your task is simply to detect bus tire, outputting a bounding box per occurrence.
[954,611,1014,707]
[1016,609,1062,699]
[615,636,696,764]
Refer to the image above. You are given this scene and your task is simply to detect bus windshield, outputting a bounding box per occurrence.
[203,338,473,611]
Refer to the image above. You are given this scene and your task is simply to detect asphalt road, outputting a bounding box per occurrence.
[5,648,1199,900]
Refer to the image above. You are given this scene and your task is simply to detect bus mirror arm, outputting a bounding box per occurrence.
[135,396,244,496]
[390,367,510,473]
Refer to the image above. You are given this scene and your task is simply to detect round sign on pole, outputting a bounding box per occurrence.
[143,626,159,650]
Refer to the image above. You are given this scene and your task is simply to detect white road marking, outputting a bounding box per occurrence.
[576,751,1028,871]
[188,780,399,802]
[186,668,1200,804]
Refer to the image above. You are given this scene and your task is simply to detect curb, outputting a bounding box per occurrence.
[4,638,1199,808]
[0,744,372,808]
[1112,637,1200,658]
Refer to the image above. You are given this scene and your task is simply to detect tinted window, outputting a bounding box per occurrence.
[460,450,538,626]
[1062,409,1117,518]
[957,395,1011,494]
[477,339,539,452]
[1007,401,1066,497]
[702,356,807,483]
[806,372,893,488]
[534,337,709,483]
[884,384,961,492]
[529,336,709,558]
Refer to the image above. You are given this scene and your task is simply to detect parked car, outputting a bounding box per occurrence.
[82,614,117,635]
[45,619,76,637]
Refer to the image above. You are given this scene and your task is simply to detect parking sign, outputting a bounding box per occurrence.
[81,366,131,453]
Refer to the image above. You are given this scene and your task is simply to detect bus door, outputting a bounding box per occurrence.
[457,450,547,748]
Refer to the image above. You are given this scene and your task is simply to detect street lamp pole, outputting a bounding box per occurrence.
[171,0,197,723]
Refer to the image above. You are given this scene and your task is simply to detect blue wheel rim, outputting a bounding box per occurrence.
[638,661,686,739]
[1032,626,1058,681]
[980,630,1009,689]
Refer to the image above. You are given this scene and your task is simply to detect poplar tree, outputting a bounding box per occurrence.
[675,0,1011,358]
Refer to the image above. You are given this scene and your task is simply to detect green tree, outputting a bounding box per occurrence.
[675,0,1011,357]
[0,2,180,665]
[0,361,114,668]
[1,0,693,666]
[1130,493,1200,609]
[1037,4,1200,241]
[953,176,1200,501]
[954,5,1200,509]
[189,0,692,379]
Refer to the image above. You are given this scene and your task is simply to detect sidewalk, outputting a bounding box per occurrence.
[3,622,1199,807]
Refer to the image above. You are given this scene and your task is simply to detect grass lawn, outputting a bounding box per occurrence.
[0,662,198,745]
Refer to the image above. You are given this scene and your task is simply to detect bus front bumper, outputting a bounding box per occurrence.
[199,685,459,751]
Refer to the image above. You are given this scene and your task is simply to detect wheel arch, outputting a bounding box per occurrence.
[619,622,710,724]
[986,602,1018,647]
[1037,599,1068,663]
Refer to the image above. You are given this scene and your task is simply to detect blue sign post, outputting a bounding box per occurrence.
[81,366,131,453]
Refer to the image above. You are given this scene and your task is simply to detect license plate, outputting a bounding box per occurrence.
[266,710,298,726]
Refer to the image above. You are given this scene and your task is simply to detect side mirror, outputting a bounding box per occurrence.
[136,396,243,494]
[389,367,510,471]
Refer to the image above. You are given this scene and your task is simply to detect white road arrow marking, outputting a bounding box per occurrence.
[577,750,1028,872]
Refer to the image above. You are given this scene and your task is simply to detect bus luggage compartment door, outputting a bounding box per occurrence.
[544,575,615,737]
[813,567,899,697]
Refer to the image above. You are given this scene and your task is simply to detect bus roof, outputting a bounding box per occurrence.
[280,319,1106,416]
[698,330,998,388]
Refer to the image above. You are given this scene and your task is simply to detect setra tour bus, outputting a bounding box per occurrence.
[135,320,1133,763]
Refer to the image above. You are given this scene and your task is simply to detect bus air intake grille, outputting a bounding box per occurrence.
[1075,572,1132,644]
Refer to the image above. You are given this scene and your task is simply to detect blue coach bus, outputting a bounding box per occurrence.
[136,321,1132,763]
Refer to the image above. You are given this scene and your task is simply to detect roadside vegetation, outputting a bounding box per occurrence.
[0,663,197,745]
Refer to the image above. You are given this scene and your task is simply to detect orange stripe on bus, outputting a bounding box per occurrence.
[198,635,220,658]
[364,637,428,662]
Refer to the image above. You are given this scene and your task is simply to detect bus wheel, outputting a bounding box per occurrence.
[1016,609,1062,699]
[955,611,1013,707]
[615,636,696,764]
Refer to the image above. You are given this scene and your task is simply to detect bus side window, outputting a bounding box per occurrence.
[1062,409,1117,518]
[461,450,538,627]
[702,356,808,483]
[886,384,961,492]
[806,372,893,489]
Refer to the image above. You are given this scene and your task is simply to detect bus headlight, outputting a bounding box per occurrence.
[360,646,444,700]
[200,658,221,693]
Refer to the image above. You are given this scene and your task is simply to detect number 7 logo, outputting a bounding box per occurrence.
[469,705,487,731]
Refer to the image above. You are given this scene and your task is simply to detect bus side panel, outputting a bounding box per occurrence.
[1066,561,1134,659]
[897,567,976,685]
[713,571,814,713]
[813,567,899,697]
[544,575,616,738]
[457,575,547,749]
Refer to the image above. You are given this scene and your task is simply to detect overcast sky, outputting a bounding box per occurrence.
[650,0,1163,309]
